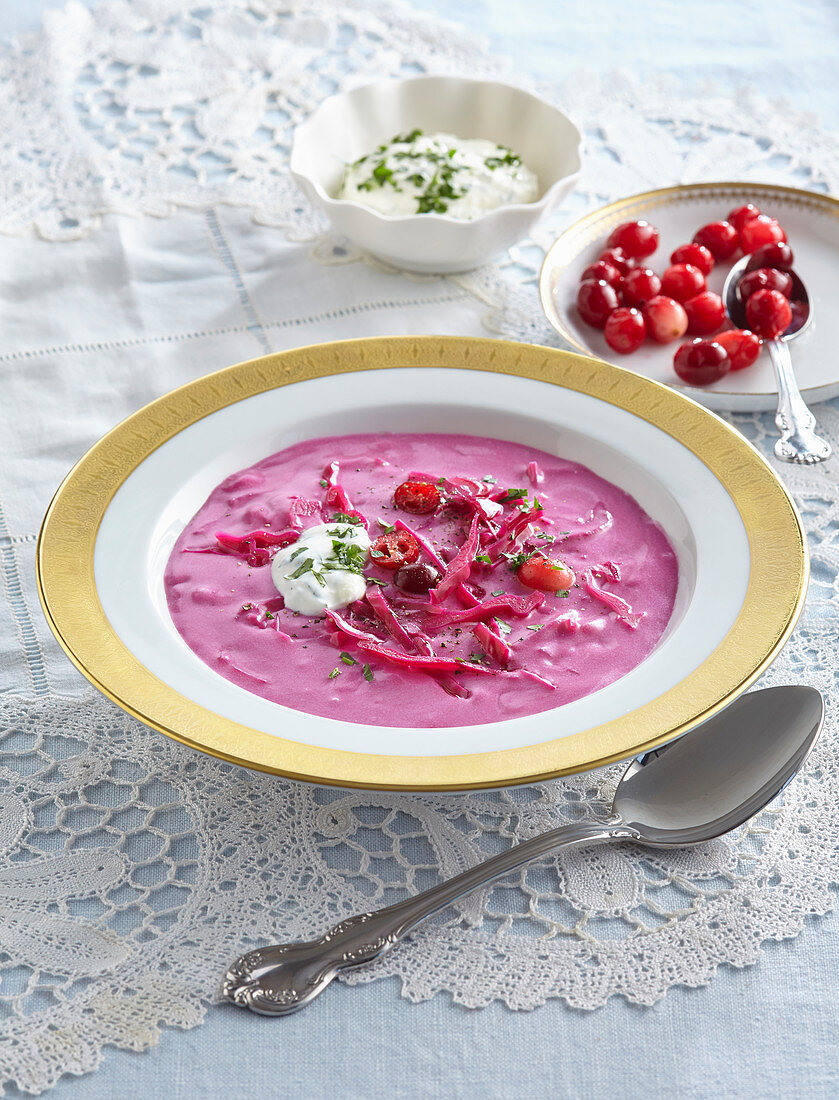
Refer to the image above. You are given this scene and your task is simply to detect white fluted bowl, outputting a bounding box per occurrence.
[290,76,583,273]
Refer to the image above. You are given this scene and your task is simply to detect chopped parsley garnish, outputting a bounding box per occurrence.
[485,149,521,170]
[288,545,307,560]
[494,618,512,635]
[340,652,357,665]
[377,519,396,533]
[491,589,505,597]
[319,478,329,488]
[288,557,315,579]
[366,577,387,586]
[331,540,367,575]
[332,512,363,525]
[362,662,374,682]
[483,475,498,484]
[265,611,275,620]
[526,624,544,631]
[395,128,423,144]
[328,668,341,679]
[498,488,528,504]
[475,554,492,564]
[504,549,537,571]
[556,590,570,598]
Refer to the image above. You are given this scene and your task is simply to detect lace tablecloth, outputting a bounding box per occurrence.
[0,0,838,1094]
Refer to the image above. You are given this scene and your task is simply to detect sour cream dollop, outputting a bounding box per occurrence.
[339,130,539,220]
[271,521,371,616]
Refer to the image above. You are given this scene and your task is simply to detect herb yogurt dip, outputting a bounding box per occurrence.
[164,433,679,729]
[339,129,539,219]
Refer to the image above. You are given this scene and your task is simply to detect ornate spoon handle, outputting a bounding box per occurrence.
[224,818,638,1016]
[768,339,831,464]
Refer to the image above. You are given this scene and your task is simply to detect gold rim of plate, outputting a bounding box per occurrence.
[37,336,808,791]
[539,181,839,398]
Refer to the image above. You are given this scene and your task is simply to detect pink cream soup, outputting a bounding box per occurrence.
[164,433,678,728]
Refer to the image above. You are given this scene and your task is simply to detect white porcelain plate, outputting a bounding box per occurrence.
[37,337,807,790]
[540,183,839,412]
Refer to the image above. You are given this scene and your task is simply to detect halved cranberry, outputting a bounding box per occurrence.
[581,260,623,289]
[643,295,688,344]
[577,279,620,329]
[739,215,787,254]
[369,531,421,570]
[621,267,661,307]
[745,288,792,339]
[660,263,707,303]
[684,291,726,336]
[739,267,793,301]
[394,562,440,593]
[393,481,441,515]
[604,307,647,354]
[598,248,634,276]
[606,220,659,260]
[692,221,739,260]
[670,242,714,276]
[727,204,762,233]
[673,339,731,386]
[517,554,576,592]
[715,329,762,371]
[745,241,794,272]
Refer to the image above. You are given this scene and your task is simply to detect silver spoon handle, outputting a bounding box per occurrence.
[768,339,831,464]
[225,819,637,1013]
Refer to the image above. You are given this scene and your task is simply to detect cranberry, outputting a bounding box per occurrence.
[727,203,762,233]
[394,562,440,594]
[393,481,441,515]
[739,267,793,301]
[603,307,647,354]
[643,295,689,344]
[692,221,739,260]
[673,339,731,386]
[715,329,763,371]
[660,263,707,303]
[621,267,661,307]
[606,220,659,260]
[581,260,623,289]
[739,215,787,254]
[517,554,576,593]
[370,531,421,570]
[745,288,793,339]
[745,241,794,273]
[670,242,714,276]
[577,279,620,329]
[598,248,634,276]
[684,291,726,336]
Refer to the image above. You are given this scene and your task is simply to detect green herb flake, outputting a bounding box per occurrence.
[491,590,505,597]
[378,519,396,533]
[494,618,512,635]
[366,577,387,586]
[328,668,341,680]
[319,478,329,488]
[288,545,307,560]
[556,590,570,598]
[265,611,275,620]
[483,475,498,484]
[526,624,544,632]
[340,652,358,666]
[362,662,374,682]
[288,557,314,579]
[498,488,528,504]
[475,554,492,564]
[332,512,362,525]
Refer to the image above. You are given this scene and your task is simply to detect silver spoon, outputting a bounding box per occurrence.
[723,257,830,464]
[223,685,823,1016]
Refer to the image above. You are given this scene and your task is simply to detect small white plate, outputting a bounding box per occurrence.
[37,337,806,790]
[540,183,839,412]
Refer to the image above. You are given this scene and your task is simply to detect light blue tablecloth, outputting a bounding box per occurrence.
[2,2,837,1097]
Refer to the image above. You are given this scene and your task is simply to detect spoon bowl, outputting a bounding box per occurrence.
[723,257,830,464]
[224,685,824,1015]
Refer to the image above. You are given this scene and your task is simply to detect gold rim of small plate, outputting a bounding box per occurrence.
[37,335,808,791]
[539,181,839,398]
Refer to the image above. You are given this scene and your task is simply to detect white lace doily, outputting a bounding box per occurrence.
[1,0,838,1094]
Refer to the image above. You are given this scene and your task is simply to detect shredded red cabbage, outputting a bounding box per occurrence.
[357,640,498,675]
[287,497,323,529]
[526,461,544,486]
[582,571,643,629]
[323,610,382,644]
[473,622,511,664]
[431,514,480,601]
[562,504,613,540]
[421,591,545,628]
[366,587,420,652]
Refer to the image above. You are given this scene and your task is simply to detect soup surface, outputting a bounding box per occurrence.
[164,433,678,728]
